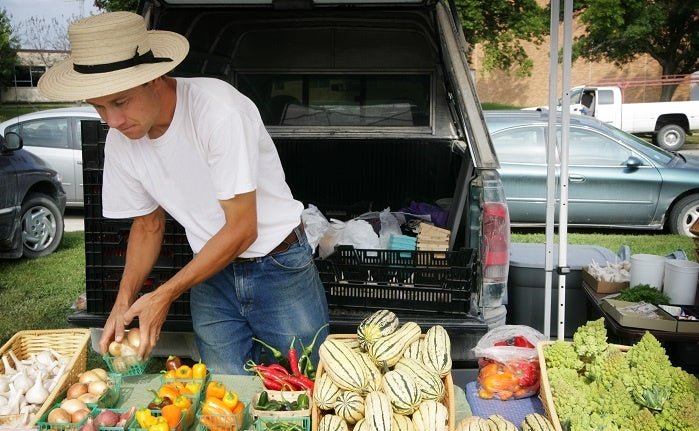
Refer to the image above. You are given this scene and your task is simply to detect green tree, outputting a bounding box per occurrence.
[455,0,550,77]
[94,0,139,12]
[0,8,20,89]
[573,0,699,101]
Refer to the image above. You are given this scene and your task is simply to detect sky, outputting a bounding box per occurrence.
[3,0,102,47]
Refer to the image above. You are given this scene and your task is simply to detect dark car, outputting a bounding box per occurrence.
[0,132,66,258]
[485,110,699,236]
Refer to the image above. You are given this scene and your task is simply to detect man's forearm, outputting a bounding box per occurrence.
[116,209,166,306]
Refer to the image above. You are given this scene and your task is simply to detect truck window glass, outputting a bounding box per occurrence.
[597,89,615,105]
[237,74,430,127]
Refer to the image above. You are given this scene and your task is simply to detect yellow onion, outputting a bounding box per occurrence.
[48,408,71,424]
[71,409,90,424]
[126,328,141,349]
[79,370,101,385]
[61,398,88,415]
[66,382,88,399]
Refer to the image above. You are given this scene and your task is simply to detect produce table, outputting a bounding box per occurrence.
[113,374,472,430]
[582,282,699,373]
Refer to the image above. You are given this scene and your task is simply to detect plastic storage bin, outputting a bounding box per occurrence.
[507,243,618,337]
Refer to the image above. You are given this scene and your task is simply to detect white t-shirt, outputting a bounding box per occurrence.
[102,77,303,257]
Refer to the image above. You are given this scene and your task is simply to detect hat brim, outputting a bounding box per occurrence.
[38,30,190,101]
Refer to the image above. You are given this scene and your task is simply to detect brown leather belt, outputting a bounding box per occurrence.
[234,223,304,262]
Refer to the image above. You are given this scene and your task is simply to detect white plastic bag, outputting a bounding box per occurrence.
[378,208,402,249]
[339,219,381,250]
[473,325,546,363]
[301,204,330,253]
[318,219,346,259]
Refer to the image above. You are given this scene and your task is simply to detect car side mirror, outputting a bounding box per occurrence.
[625,156,643,169]
[0,132,23,152]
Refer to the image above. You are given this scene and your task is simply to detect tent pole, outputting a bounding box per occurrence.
[558,0,574,340]
[543,0,560,340]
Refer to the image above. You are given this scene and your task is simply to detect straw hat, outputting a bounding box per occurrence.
[38,11,189,101]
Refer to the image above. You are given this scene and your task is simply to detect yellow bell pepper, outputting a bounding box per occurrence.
[148,416,169,431]
[173,395,192,411]
[136,409,156,429]
[184,382,200,395]
[192,361,207,380]
[222,391,239,410]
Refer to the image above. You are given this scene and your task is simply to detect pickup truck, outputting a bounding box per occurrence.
[567,85,699,151]
[70,0,511,367]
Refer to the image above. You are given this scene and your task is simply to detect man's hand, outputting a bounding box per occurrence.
[122,289,172,360]
[99,303,130,355]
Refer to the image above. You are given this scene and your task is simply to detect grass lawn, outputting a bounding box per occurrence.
[0,230,695,369]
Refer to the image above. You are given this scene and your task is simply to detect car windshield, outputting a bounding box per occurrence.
[605,124,674,165]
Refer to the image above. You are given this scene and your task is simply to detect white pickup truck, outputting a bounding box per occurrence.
[566,85,699,151]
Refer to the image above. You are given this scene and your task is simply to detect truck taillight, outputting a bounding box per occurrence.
[482,201,510,282]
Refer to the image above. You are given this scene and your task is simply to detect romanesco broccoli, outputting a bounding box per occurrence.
[624,408,661,431]
[543,340,583,370]
[572,317,608,360]
[585,348,630,388]
[655,392,699,431]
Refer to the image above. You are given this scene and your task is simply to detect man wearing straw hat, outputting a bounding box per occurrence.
[38,11,329,374]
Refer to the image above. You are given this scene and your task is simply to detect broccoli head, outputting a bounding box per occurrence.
[572,318,608,360]
[544,340,584,371]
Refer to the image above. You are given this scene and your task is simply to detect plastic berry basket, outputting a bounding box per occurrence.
[128,409,185,431]
[86,373,123,409]
[102,354,149,376]
[160,371,210,399]
[89,407,135,431]
[195,402,249,431]
[36,404,89,431]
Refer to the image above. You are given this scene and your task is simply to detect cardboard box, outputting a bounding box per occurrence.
[601,299,677,332]
[659,305,699,334]
[582,267,629,294]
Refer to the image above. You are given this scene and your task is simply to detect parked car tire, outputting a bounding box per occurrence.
[668,194,699,237]
[655,124,686,151]
[20,193,64,258]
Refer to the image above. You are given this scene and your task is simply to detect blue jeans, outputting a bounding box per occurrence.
[190,229,329,375]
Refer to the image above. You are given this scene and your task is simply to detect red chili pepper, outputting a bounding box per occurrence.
[263,378,283,390]
[285,374,314,394]
[288,337,301,376]
[265,363,291,375]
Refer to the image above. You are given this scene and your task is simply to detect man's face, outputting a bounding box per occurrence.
[86,81,160,140]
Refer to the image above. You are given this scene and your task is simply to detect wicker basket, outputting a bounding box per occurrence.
[0,328,91,427]
[537,340,630,431]
[311,334,456,431]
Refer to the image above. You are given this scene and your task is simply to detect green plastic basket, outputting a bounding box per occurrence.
[89,407,135,431]
[36,404,88,431]
[254,416,309,431]
[160,371,209,399]
[195,402,249,431]
[87,373,123,409]
[102,354,149,376]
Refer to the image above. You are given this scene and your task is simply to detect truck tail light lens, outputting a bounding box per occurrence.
[482,201,510,283]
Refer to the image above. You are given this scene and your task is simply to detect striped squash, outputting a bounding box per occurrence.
[392,414,415,431]
[455,416,490,431]
[364,391,393,431]
[381,369,422,415]
[394,356,445,401]
[313,372,342,410]
[319,338,368,392]
[422,325,452,377]
[357,352,383,392]
[343,338,361,351]
[369,321,421,367]
[353,418,369,431]
[357,309,400,351]
[334,391,365,424]
[521,413,555,431]
[487,415,518,431]
[403,338,423,361]
[411,400,448,431]
[318,414,349,431]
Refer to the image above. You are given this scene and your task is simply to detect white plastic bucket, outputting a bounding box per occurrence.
[630,254,666,289]
[663,260,699,305]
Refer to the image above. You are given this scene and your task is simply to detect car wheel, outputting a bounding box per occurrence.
[20,193,64,258]
[668,194,699,237]
[655,124,686,151]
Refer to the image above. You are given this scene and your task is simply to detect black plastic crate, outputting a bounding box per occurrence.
[85,266,191,317]
[315,246,476,315]
[84,217,192,268]
[81,120,109,169]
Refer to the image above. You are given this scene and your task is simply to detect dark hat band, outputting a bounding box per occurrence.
[73,48,173,74]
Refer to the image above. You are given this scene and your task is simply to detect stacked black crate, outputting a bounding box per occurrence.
[81,120,194,322]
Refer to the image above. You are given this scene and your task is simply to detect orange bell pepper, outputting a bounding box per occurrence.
[160,404,182,429]
[158,385,181,403]
[205,381,226,400]
[192,361,207,380]
[202,397,233,416]
[176,365,193,379]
